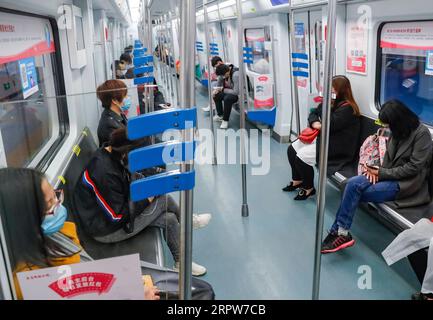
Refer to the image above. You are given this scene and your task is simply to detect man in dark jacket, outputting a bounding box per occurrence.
[73,128,211,276]
[213,64,240,129]
[96,80,130,147]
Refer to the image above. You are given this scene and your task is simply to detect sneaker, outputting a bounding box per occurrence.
[174,261,207,277]
[213,115,223,122]
[202,105,211,112]
[193,213,212,230]
[220,121,229,129]
[321,231,355,254]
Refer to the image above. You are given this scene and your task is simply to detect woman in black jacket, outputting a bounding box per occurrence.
[321,100,432,254]
[283,75,361,200]
[73,128,212,276]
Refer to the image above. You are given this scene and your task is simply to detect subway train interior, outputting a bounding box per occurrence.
[1,0,433,301]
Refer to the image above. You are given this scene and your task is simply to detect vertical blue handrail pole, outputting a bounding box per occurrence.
[179,0,195,300]
[203,0,218,165]
[312,0,338,301]
[236,0,249,217]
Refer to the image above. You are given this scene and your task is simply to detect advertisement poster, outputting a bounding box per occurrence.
[0,12,55,65]
[381,21,433,52]
[346,22,368,75]
[18,57,39,99]
[17,254,145,300]
[426,50,433,76]
[254,74,274,109]
[294,22,306,53]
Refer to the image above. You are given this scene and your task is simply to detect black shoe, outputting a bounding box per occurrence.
[294,188,316,200]
[412,292,433,300]
[282,182,301,192]
[321,232,355,254]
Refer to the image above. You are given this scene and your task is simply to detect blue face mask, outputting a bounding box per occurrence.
[41,204,68,235]
[121,97,132,112]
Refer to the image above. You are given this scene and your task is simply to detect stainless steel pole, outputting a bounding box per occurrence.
[179,0,195,300]
[169,11,180,107]
[147,6,155,113]
[289,9,301,136]
[235,0,249,218]
[203,0,218,165]
[164,14,173,97]
[312,0,338,301]
[166,13,175,99]
[216,1,229,63]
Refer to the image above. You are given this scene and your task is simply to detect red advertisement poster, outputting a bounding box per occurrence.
[346,22,368,75]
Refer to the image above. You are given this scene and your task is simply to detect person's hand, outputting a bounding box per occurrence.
[312,122,322,130]
[212,88,222,97]
[362,164,379,184]
[144,285,160,300]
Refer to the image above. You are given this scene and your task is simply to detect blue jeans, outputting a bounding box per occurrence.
[330,175,400,233]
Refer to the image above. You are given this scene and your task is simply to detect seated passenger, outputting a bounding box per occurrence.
[73,128,211,276]
[0,168,159,300]
[213,63,240,129]
[321,100,432,254]
[96,80,131,147]
[382,218,433,300]
[283,75,361,200]
[202,56,224,112]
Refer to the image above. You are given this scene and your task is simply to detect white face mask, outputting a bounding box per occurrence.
[332,93,337,100]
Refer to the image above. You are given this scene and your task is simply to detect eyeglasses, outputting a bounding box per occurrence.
[46,189,64,214]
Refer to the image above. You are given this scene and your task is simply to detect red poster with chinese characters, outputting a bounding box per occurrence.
[17,254,144,300]
[346,22,368,75]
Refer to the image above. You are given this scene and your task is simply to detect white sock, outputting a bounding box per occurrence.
[338,227,349,236]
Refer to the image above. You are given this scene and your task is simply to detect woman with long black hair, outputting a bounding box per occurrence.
[0,168,160,300]
[321,100,432,254]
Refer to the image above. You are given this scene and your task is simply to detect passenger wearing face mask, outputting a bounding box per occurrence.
[73,128,211,276]
[322,100,432,254]
[213,63,240,129]
[97,80,133,147]
[283,75,361,200]
[0,168,159,300]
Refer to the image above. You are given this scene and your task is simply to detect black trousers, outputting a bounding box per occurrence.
[214,92,238,121]
[287,144,315,189]
[408,249,428,284]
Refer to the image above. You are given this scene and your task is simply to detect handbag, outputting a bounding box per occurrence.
[357,128,390,175]
[298,127,320,144]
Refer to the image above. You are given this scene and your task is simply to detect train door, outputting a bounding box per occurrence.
[291,9,323,130]
[220,20,239,65]
[208,22,226,62]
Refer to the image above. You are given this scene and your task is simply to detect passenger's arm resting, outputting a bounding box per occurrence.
[101,173,130,222]
[308,104,322,127]
[223,72,239,96]
[379,132,432,181]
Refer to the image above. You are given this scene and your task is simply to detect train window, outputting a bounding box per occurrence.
[0,9,68,168]
[244,28,271,74]
[378,21,433,126]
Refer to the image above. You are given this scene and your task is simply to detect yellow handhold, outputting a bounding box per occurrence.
[73,145,81,157]
[82,130,88,136]
[58,176,66,185]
